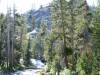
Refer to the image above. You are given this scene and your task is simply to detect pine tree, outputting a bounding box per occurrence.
[6,8,13,71]
[91,1,100,74]
[0,14,6,70]
[74,0,93,75]
[51,0,77,69]
[51,0,69,69]
[24,37,32,67]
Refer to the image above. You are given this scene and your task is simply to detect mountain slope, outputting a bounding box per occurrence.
[25,5,96,32]
[25,6,51,30]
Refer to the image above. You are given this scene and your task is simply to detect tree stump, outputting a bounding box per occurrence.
[0,71,4,75]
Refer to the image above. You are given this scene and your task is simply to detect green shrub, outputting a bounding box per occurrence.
[60,68,71,75]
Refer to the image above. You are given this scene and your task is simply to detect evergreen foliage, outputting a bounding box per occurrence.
[0,0,100,75]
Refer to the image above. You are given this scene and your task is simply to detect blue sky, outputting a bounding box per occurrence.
[0,0,97,14]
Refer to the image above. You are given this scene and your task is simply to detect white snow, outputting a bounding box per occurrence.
[31,59,45,69]
[14,69,41,75]
[20,59,45,69]
[27,29,38,36]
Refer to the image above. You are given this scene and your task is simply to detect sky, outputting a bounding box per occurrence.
[0,0,97,14]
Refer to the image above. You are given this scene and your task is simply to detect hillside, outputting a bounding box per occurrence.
[25,6,51,30]
[25,5,96,31]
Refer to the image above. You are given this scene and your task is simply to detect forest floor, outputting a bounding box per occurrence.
[1,59,50,75]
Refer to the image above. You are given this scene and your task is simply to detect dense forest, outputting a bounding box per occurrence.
[0,0,100,75]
